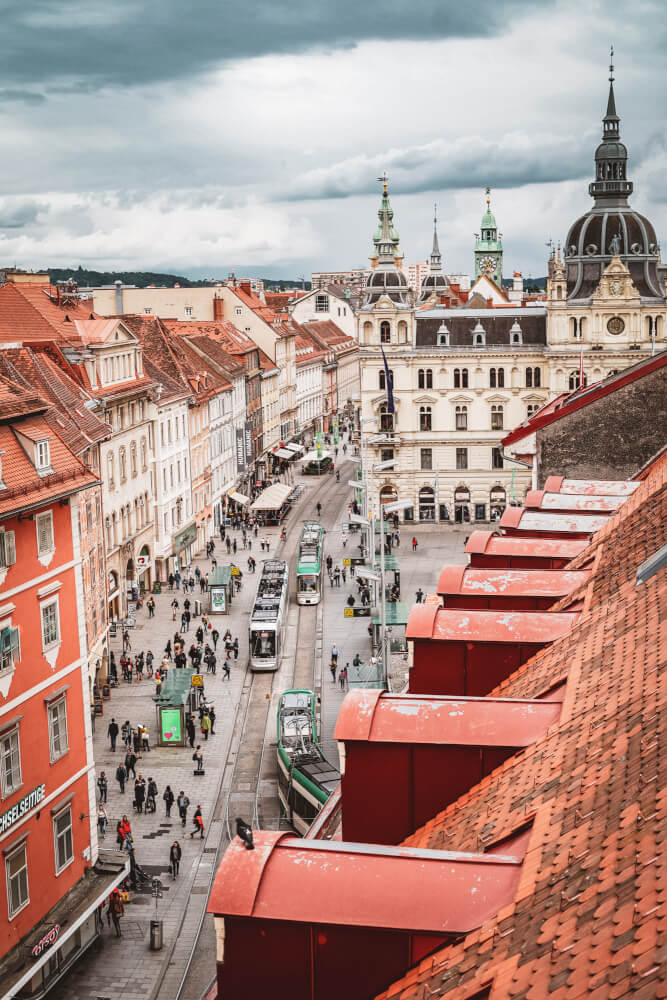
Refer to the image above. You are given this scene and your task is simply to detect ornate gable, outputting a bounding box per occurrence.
[592,254,640,304]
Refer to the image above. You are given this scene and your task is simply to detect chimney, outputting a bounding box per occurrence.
[114,280,123,314]
[240,281,252,296]
[213,297,224,321]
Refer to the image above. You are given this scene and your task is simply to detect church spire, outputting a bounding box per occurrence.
[430,203,442,271]
[589,48,632,205]
[371,171,402,264]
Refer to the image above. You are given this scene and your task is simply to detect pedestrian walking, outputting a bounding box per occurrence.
[201,712,211,741]
[412,536,418,551]
[175,570,181,589]
[125,750,137,779]
[168,573,175,591]
[190,805,205,839]
[193,745,204,772]
[342,566,347,584]
[163,785,174,817]
[187,717,196,748]
[146,777,158,813]
[109,890,124,937]
[134,775,146,813]
[115,762,126,794]
[415,587,424,604]
[331,644,339,664]
[209,706,216,734]
[211,628,219,650]
[98,803,108,837]
[177,791,190,827]
[172,597,179,621]
[330,660,337,683]
[97,771,108,803]
[146,650,154,676]
[170,841,182,878]
[339,665,348,690]
[165,639,172,660]
[233,637,239,660]
[122,629,131,652]
[107,718,119,752]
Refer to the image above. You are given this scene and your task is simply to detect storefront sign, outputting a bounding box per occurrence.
[244,421,253,466]
[160,709,182,744]
[32,924,61,958]
[211,587,226,613]
[136,555,151,570]
[191,674,203,688]
[174,522,197,552]
[236,427,246,473]
[0,784,46,834]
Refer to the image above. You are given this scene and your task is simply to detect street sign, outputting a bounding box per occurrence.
[344,607,371,618]
[343,558,350,567]
[349,513,369,526]
[191,675,203,687]
[230,566,240,576]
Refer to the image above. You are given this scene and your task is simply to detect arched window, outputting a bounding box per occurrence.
[526,403,539,418]
[491,405,504,430]
[490,486,506,521]
[525,367,532,388]
[363,320,372,342]
[454,368,469,389]
[490,367,505,388]
[380,321,391,344]
[533,367,541,387]
[425,368,433,389]
[510,321,522,344]
[418,369,425,389]
[455,405,467,431]
[569,371,588,391]
[379,404,394,432]
[454,368,461,388]
[107,452,115,487]
[571,317,581,340]
[397,320,407,341]
[490,367,497,387]
[419,406,432,431]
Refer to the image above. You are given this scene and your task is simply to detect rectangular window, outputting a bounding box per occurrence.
[0,627,20,674]
[455,408,467,431]
[0,727,21,797]
[53,806,74,874]
[6,843,29,918]
[0,531,16,568]
[36,512,54,556]
[492,447,504,469]
[380,448,394,463]
[420,448,433,470]
[491,409,504,431]
[315,294,329,313]
[185,306,193,317]
[36,440,50,470]
[456,447,468,470]
[48,697,68,761]
[41,600,60,648]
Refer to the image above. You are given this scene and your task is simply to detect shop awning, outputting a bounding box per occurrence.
[221,480,236,495]
[286,442,305,454]
[228,491,250,506]
[250,483,293,511]
[274,448,296,460]
[372,601,411,627]
[302,450,331,462]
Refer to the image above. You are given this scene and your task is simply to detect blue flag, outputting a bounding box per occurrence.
[380,347,394,414]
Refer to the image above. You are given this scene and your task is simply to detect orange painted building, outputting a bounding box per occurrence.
[0,376,126,996]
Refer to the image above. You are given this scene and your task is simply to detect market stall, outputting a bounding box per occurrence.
[250,482,294,525]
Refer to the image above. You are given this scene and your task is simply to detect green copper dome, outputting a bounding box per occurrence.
[481,207,497,229]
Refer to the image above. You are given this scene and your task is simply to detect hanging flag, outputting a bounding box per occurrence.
[380,347,395,414]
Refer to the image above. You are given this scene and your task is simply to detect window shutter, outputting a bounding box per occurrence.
[4,531,16,566]
[10,627,20,661]
[39,515,52,553]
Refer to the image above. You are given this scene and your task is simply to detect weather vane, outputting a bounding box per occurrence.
[377,170,389,193]
[433,202,438,228]
[609,45,614,84]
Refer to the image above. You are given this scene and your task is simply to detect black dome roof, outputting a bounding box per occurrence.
[566,207,658,260]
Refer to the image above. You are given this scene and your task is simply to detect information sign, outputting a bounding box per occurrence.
[160,709,182,744]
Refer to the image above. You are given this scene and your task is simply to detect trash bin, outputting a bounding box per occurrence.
[194,599,202,616]
[150,919,163,951]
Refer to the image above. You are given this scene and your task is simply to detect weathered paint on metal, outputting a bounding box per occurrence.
[525,490,624,514]
[500,507,609,537]
[544,475,640,496]
[406,607,579,644]
[465,530,588,565]
[438,565,589,599]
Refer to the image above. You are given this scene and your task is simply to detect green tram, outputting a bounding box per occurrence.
[296,521,325,605]
[277,689,340,835]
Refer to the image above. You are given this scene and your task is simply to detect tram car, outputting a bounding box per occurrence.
[277,688,340,835]
[296,522,325,605]
[249,560,289,671]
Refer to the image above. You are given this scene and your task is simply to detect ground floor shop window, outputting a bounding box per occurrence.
[475,503,486,521]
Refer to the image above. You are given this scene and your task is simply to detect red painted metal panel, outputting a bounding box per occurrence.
[209,833,524,933]
[543,475,640,496]
[465,531,588,569]
[221,918,311,998]
[413,745,489,830]
[409,640,465,694]
[525,490,623,514]
[438,566,589,610]
[408,608,578,645]
[341,742,410,845]
[500,508,609,537]
[336,691,562,747]
[313,924,411,1000]
[465,642,522,697]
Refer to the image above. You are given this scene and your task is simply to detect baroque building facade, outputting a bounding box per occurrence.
[357,66,666,525]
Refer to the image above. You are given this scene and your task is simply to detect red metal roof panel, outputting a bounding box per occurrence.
[464,530,588,561]
[543,475,640,496]
[524,490,624,513]
[406,606,579,643]
[499,507,609,536]
[208,832,524,934]
[437,565,589,598]
[335,690,562,746]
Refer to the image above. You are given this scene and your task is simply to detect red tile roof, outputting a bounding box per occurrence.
[122,316,231,400]
[0,282,64,344]
[161,318,257,357]
[503,349,667,448]
[374,453,667,999]
[299,319,357,354]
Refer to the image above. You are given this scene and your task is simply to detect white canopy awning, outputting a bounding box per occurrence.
[228,491,250,506]
[250,483,293,511]
[286,442,305,454]
[221,480,236,495]
[274,447,296,460]
[302,450,331,463]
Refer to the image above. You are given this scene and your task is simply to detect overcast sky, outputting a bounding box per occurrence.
[0,0,665,280]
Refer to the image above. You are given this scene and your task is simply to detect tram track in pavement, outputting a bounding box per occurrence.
[176,462,353,1000]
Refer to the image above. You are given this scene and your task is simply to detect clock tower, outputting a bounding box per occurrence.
[474,188,503,287]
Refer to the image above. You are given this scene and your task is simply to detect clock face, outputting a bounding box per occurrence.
[480,256,497,273]
[607,316,625,335]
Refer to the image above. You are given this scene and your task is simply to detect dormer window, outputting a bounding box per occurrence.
[437,321,449,346]
[510,320,523,344]
[472,321,485,346]
[144,307,152,315]
[36,439,51,473]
